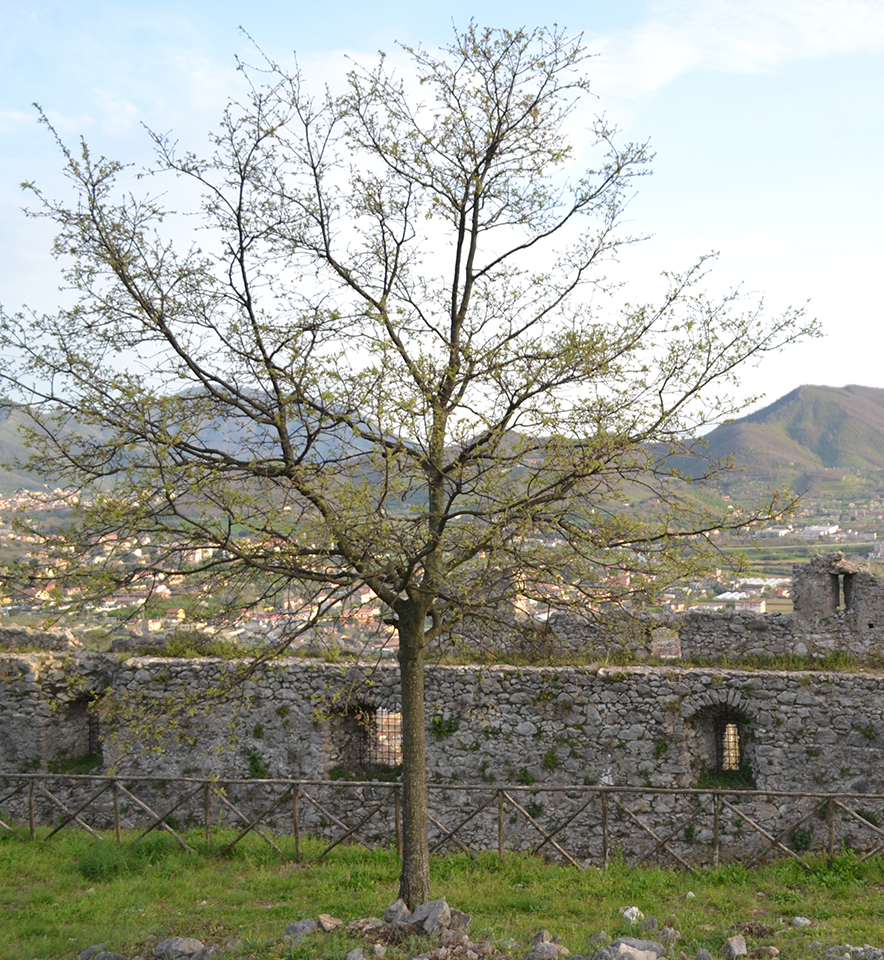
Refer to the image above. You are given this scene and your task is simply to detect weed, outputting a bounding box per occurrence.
[517,768,536,786]
[431,715,460,740]
[789,828,814,851]
[542,750,560,771]
[244,747,270,779]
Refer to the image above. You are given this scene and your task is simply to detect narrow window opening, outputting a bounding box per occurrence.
[701,707,755,787]
[843,572,855,611]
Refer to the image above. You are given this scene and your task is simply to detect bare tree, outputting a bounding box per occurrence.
[0,24,815,904]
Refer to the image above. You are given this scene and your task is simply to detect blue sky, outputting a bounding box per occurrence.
[2,0,883,415]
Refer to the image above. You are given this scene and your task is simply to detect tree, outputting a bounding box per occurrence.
[0,24,815,905]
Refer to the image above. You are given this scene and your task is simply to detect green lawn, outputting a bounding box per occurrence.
[3,829,884,960]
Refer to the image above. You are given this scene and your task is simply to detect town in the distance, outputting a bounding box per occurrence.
[3,383,884,652]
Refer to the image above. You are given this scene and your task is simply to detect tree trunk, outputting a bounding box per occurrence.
[396,608,431,907]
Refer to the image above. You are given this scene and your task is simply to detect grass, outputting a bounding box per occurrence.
[3,830,884,960]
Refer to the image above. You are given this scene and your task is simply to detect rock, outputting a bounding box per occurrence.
[622,908,644,924]
[285,919,320,941]
[593,941,660,960]
[154,938,206,959]
[613,938,665,957]
[319,914,343,932]
[373,946,387,957]
[444,909,472,936]
[347,918,386,935]
[534,932,554,945]
[80,946,108,959]
[757,948,779,958]
[660,929,679,946]
[191,950,222,960]
[696,951,713,960]
[723,936,747,960]
[589,934,608,944]
[385,899,413,924]
[93,953,130,960]
[345,950,364,960]
[792,918,812,928]
[639,919,658,934]
[525,943,565,960]
[409,898,451,934]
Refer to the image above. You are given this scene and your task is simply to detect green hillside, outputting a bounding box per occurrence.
[697,384,884,493]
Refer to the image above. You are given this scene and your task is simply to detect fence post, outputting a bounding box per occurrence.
[293,786,301,862]
[602,793,609,868]
[828,797,835,864]
[498,789,505,861]
[28,779,35,840]
[713,793,721,867]
[113,781,121,843]
[204,783,211,850]
[394,785,402,857]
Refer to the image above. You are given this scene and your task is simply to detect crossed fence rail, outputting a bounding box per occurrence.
[3,773,884,871]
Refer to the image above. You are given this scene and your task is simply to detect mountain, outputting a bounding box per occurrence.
[697,384,884,491]
[4,384,884,499]
[0,405,56,495]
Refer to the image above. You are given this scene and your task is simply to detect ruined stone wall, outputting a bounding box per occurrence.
[5,652,884,861]
[4,653,884,795]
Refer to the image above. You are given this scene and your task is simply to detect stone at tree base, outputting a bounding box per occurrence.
[409,898,451,934]
[447,908,472,935]
[285,919,320,941]
[154,938,206,959]
[723,936,747,960]
[385,899,412,923]
[319,913,344,931]
[696,950,713,960]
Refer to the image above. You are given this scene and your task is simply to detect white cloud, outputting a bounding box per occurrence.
[587,0,884,101]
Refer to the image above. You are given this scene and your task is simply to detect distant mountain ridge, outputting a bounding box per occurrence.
[3,384,884,498]
[699,384,884,489]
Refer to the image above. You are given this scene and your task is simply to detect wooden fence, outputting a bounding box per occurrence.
[4,773,884,871]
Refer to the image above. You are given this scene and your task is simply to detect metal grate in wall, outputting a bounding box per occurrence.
[366,710,402,767]
[714,715,741,771]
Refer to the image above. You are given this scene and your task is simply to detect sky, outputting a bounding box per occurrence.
[2,0,883,417]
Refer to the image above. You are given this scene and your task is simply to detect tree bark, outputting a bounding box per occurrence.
[396,607,431,907]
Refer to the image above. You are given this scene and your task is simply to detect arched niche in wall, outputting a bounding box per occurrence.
[682,688,757,788]
[50,693,103,774]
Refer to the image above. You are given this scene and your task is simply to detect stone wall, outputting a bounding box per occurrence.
[5,650,884,861]
[4,653,884,795]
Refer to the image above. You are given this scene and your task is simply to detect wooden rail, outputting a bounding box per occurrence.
[3,773,884,869]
